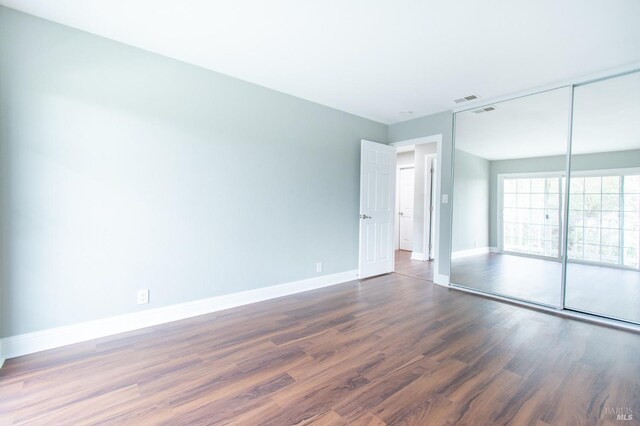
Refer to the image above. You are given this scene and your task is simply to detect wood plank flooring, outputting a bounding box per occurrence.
[1,273,639,425]
[394,250,435,281]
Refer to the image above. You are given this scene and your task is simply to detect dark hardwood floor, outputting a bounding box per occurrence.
[1,273,639,425]
[394,250,435,281]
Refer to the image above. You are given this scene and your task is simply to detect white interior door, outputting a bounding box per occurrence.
[359,140,396,279]
[398,167,414,251]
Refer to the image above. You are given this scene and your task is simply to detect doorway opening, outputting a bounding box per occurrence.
[391,137,441,282]
[396,165,415,251]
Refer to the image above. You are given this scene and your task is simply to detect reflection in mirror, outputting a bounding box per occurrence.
[565,71,640,324]
[451,87,571,307]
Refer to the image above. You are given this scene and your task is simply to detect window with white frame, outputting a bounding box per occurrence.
[501,176,562,258]
[500,171,640,268]
[568,173,640,268]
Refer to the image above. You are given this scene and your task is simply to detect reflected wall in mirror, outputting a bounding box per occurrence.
[451,87,571,307]
[565,71,640,324]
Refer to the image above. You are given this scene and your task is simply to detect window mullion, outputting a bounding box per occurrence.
[620,175,625,266]
[558,176,563,259]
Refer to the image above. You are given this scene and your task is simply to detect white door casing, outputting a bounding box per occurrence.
[398,167,414,251]
[359,140,396,279]
[388,134,442,283]
[425,155,437,260]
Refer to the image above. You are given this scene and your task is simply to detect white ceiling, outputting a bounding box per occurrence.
[455,71,640,161]
[396,145,415,154]
[2,0,640,124]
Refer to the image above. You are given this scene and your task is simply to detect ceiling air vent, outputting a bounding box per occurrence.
[454,94,479,104]
[473,106,497,114]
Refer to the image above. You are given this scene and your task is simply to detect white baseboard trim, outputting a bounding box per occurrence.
[410,251,430,261]
[1,269,358,361]
[434,273,450,287]
[0,340,4,368]
[451,247,496,260]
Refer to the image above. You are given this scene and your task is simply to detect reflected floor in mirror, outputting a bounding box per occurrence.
[565,262,640,324]
[451,253,562,306]
[451,253,640,324]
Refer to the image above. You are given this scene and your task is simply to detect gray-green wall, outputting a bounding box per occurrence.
[0,7,387,336]
[489,149,640,247]
[453,150,490,252]
[388,111,454,277]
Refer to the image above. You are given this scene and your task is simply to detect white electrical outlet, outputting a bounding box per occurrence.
[137,289,149,305]
[442,194,449,204]
[316,262,323,273]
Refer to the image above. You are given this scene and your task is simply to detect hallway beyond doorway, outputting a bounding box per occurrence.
[394,250,434,282]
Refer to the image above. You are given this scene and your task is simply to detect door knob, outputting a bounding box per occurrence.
[399,212,404,216]
[360,214,371,219]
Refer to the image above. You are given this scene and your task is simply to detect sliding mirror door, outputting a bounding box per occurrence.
[451,87,571,307]
[565,71,640,324]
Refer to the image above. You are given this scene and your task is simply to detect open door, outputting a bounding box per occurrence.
[358,140,396,279]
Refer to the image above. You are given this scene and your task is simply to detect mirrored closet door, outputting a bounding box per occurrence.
[564,71,640,324]
[450,87,571,307]
[450,69,640,326]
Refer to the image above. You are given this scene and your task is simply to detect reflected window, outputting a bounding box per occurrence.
[568,172,640,268]
[451,85,570,308]
[564,70,640,324]
[501,175,562,257]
